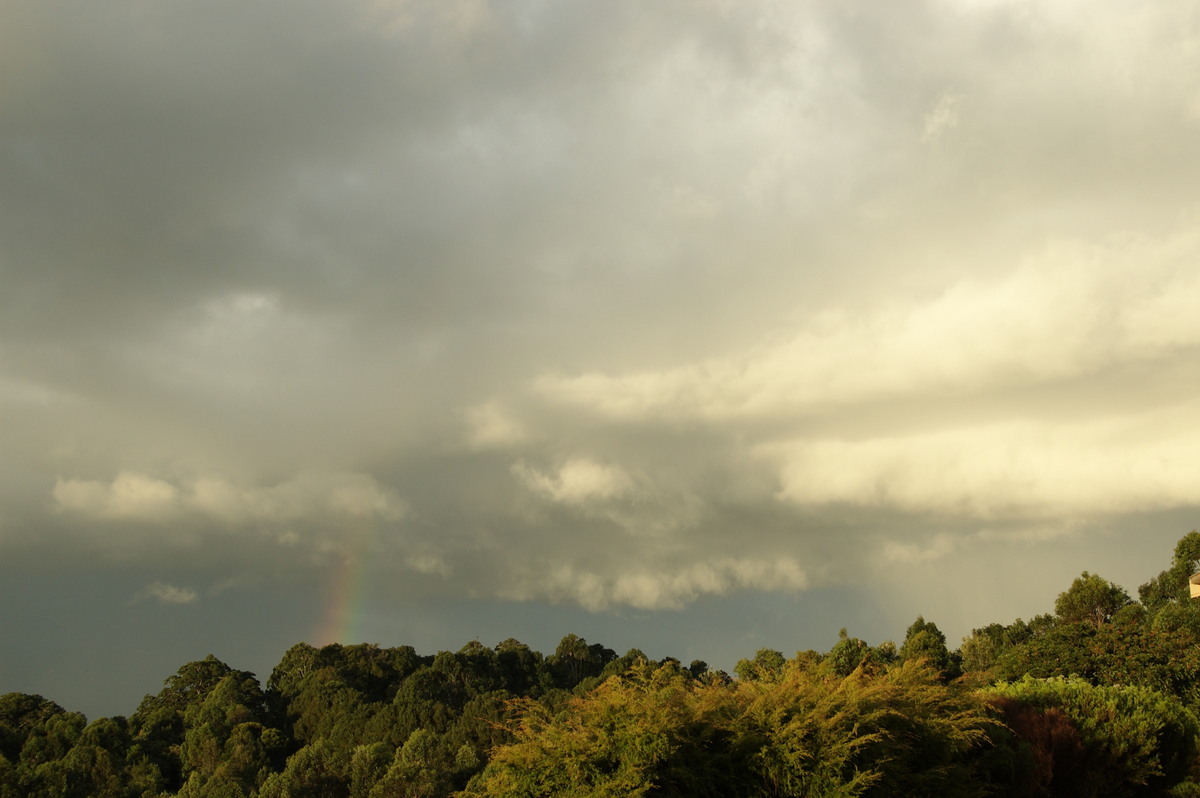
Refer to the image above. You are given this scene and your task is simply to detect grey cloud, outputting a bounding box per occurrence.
[4,0,1200,715]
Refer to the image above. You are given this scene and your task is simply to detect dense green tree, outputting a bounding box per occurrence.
[960,623,1009,677]
[462,662,743,797]
[58,716,130,798]
[465,657,999,798]
[174,670,283,797]
[128,703,183,792]
[988,676,1200,796]
[1140,531,1200,611]
[493,640,549,697]
[426,647,503,704]
[392,668,460,740]
[444,690,513,757]
[547,634,616,689]
[898,616,954,678]
[331,644,425,704]
[734,649,786,682]
[258,738,348,798]
[266,643,322,700]
[0,754,14,798]
[737,659,998,798]
[10,709,86,796]
[289,676,376,751]
[991,616,1200,712]
[598,648,652,681]
[0,694,71,763]
[135,655,252,720]
[369,728,451,798]
[823,629,871,678]
[268,642,428,744]
[1054,571,1132,626]
[348,742,391,798]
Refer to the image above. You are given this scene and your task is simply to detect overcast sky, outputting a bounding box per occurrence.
[4,0,1200,719]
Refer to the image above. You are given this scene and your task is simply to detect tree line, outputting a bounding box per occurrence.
[6,532,1200,796]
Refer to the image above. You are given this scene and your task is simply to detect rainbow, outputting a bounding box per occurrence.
[314,521,372,645]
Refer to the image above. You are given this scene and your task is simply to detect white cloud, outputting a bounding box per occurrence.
[463,401,529,450]
[54,471,407,525]
[138,581,198,605]
[533,225,1200,425]
[54,472,180,521]
[762,411,1200,519]
[513,457,635,505]
[507,455,707,541]
[502,557,809,611]
[326,478,409,519]
[879,534,957,565]
[406,553,450,576]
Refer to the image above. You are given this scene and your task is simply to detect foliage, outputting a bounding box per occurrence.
[12,531,1200,797]
[737,658,997,798]
[462,661,744,798]
[823,630,871,678]
[987,676,1200,796]
[464,657,998,798]
[734,649,786,682]
[1140,531,1200,611]
[1054,571,1132,626]
[898,616,954,678]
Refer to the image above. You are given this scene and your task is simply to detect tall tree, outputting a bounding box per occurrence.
[1054,572,1131,626]
[733,649,785,682]
[824,630,871,678]
[898,616,953,678]
[547,635,615,689]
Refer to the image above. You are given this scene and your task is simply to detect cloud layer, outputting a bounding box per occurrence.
[4,0,1200,715]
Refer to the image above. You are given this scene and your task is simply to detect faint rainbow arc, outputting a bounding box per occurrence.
[315,520,373,645]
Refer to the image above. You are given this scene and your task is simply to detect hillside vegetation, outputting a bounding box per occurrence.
[6,533,1200,797]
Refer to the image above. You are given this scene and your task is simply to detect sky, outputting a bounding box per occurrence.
[3,0,1200,719]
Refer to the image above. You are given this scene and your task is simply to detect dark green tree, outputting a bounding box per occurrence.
[493,639,548,697]
[547,635,616,689]
[258,738,348,798]
[734,649,786,682]
[369,728,449,798]
[135,655,250,719]
[898,616,953,678]
[824,629,871,678]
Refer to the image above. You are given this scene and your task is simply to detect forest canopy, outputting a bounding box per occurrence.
[6,532,1200,797]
